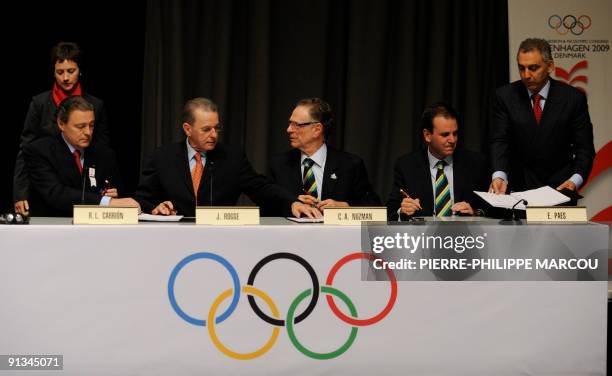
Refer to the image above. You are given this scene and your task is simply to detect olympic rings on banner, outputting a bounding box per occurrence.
[168,251,397,360]
[286,286,358,360]
[168,252,241,326]
[326,252,397,326]
[208,286,280,360]
[548,14,592,36]
[247,252,319,326]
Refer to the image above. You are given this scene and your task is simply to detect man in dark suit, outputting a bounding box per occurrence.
[387,103,489,220]
[489,38,595,195]
[23,96,137,217]
[267,98,380,215]
[135,97,319,218]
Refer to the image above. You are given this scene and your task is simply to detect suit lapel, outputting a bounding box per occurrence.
[176,142,195,199]
[452,151,466,202]
[53,138,82,187]
[289,149,303,194]
[537,79,565,142]
[321,146,338,200]
[418,150,434,214]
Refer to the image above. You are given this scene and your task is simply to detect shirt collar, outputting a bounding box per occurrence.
[186,138,206,161]
[526,79,550,100]
[301,143,327,168]
[61,133,83,155]
[427,147,453,170]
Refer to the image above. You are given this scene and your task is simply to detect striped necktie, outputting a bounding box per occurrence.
[434,160,451,217]
[302,158,318,198]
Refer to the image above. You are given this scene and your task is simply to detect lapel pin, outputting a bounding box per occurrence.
[330,173,337,180]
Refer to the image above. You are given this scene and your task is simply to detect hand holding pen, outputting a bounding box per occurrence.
[399,188,422,216]
[102,179,118,198]
[298,188,319,207]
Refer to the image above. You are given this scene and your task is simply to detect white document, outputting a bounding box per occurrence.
[474,186,570,210]
[286,217,324,223]
[138,214,184,222]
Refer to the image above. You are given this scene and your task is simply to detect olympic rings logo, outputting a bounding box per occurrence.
[168,252,397,360]
[548,15,592,35]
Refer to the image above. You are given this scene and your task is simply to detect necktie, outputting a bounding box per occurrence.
[434,160,451,217]
[302,158,318,198]
[73,149,83,175]
[532,93,542,125]
[191,153,204,202]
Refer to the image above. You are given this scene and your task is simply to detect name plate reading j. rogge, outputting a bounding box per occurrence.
[73,205,139,224]
[324,207,387,225]
[196,207,260,225]
[526,206,588,223]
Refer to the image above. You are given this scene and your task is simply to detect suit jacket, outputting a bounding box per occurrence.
[386,148,489,220]
[490,78,595,191]
[23,135,121,217]
[266,146,381,215]
[135,141,296,217]
[13,90,109,201]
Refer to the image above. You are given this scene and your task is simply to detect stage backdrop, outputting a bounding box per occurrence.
[508,0,612,220]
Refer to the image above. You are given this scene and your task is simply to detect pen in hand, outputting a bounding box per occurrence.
[301,188,319,207]
[102,179,111,196]
[400,188,422,210]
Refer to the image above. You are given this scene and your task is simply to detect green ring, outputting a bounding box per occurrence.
[286,286,358,359]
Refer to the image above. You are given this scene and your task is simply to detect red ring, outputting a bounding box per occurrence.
[325,252,397,326]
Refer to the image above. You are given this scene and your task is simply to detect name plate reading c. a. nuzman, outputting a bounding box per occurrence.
[324,207,387,225]
[73,205,139,224]
[196,206,260,225]
[526,206,588,223]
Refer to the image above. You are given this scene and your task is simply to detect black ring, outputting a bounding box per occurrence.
[247,252,319,327]
[562,15,577,29]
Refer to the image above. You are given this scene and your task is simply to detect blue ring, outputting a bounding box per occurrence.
[168,252,241,326]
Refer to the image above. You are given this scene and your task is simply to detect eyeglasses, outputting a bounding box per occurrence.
[288,121,319,129]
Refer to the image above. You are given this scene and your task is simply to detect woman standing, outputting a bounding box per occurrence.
[13,42,109,215]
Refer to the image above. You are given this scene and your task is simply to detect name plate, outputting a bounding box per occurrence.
[73,205,138,225]
[196,206,260,225]
[526,206,588,223]
[324,207,387,225]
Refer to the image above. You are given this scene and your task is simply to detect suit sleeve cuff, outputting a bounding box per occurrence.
[100,196,111,206]
[569,174,584,189]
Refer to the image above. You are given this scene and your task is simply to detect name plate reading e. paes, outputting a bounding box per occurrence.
[196,206,260,225]
[73,205,139,224]
[526,206,588,223]
[324,207,387,225]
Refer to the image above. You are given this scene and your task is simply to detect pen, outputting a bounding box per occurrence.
[399,188,422,210]
[102,179,111,196]
[302,188,319,207]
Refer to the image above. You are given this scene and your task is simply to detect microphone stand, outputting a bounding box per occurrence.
[499,199,528,225]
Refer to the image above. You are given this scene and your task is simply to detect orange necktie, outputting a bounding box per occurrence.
[191,153,204,201]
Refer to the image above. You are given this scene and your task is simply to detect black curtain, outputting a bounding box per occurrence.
[142,0,509,202]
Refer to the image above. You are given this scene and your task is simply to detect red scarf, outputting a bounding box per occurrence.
[52,82,83,106]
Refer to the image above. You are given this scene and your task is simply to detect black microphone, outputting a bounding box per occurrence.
[81,162,88,205]
[208,160,214,206]
[511,199,528,221]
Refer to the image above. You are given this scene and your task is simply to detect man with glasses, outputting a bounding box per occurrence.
[135,97,319,218]
[267,98,380,215]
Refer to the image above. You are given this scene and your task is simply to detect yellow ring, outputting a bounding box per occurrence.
[208,286,280,360]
